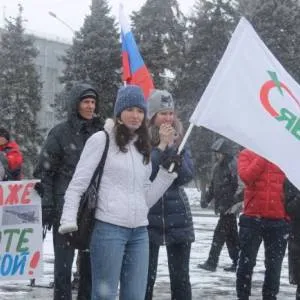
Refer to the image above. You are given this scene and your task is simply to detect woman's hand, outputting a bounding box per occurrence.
[158,124,176,150]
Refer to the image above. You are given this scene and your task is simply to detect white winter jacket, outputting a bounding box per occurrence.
[59,119,177,231]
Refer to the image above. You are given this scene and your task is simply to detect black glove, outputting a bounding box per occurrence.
[161,154,182,173]
[42,206,55,229]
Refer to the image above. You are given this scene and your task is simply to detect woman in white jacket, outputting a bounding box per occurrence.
[59,85,178,300]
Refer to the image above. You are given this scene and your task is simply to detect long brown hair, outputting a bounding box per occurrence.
[115,118,151,164]
[148,114,184,148]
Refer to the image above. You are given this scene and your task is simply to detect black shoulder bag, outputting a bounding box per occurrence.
[66,130,109,250]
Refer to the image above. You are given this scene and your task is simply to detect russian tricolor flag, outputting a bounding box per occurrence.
[119,4,154,99]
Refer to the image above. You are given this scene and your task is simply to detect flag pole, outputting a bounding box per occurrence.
[177,123,194,154]
[168,123,194,172]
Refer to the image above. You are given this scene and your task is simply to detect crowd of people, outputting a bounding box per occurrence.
[2,82,300,300]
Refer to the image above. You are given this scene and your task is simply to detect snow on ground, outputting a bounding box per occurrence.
[0,188,297,299]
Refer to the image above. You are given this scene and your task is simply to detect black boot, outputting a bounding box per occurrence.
[71,272,79,290]
[223,262,237,272]
[197,261,216,272]
[296,284,300,300]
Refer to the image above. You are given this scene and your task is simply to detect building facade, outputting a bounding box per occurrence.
[34,35,70,131]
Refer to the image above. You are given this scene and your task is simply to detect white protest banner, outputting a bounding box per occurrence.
[0,180,43,280]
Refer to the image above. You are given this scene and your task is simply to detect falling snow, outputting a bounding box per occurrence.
[0,189,296,299]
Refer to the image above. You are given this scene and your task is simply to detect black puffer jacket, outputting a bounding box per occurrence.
[34,83,103,224]
[284,179,300,285]
[204,138,238,214]
[147,146,195,245]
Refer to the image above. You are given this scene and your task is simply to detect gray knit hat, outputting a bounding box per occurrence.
[147,89,174,120]
[114,85,147,117]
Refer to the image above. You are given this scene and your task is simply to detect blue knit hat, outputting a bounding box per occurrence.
[114,85,147,117]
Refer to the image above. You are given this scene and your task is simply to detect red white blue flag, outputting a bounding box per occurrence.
[119,4,154,99]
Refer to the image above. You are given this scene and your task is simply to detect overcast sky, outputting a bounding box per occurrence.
[0,0,195,43]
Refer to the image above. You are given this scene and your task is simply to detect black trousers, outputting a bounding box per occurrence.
[206,213,239,267]
[145,241,192,300]
[52,224,91,300]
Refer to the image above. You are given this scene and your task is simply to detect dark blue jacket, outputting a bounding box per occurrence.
[205,155,238,214]
[148,146,195,245]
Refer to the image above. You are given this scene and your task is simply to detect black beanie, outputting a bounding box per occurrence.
[80,89,98,101]
[0,128,10,141]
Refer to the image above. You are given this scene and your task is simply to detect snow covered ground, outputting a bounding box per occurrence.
[0,188,297,299]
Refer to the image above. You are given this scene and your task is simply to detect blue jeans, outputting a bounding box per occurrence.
[236,215,289,300]
[90,221,149,300]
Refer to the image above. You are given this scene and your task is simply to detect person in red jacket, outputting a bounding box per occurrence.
[0,127,23,180]
[236,149,290,300]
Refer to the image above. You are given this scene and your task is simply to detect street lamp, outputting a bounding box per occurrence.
[48,11,75,34]
[48,10,89,81]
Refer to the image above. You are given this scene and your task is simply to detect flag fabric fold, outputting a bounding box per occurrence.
[189,17,300,190]
[119,4,154,99]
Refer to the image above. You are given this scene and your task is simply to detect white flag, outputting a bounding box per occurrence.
[190,17,300,190]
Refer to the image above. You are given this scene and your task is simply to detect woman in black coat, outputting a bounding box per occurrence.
[146,89,195,300]
[284,179,300,300]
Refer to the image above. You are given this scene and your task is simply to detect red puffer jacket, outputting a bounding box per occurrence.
[0,141,23,179]
[238,149,287,219]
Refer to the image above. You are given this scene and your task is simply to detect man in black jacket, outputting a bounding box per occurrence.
[198,138,241,272]
[34,82,103,300]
